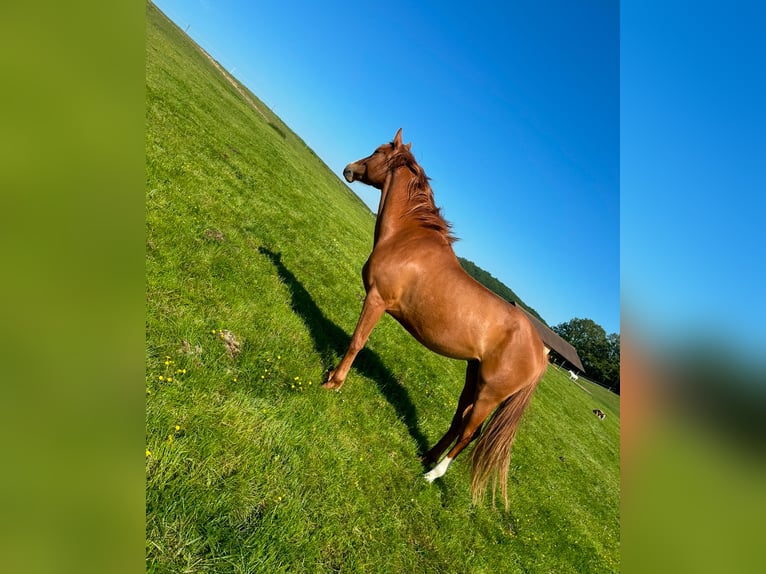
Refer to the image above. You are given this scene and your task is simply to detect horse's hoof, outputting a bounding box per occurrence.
[423,457,452,483]
[321,371,343,390]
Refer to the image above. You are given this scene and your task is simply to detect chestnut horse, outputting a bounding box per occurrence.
[324,129,548,506]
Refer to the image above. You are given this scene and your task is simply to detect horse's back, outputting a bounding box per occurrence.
[369,237,541,362]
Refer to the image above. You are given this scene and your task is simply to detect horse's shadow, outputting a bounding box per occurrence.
[258,247,431,457]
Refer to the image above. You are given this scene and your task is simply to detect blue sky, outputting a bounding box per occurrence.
[621,1,765,358]
[153,0,620,335]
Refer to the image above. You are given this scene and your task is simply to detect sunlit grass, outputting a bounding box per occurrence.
[145,2,619,572]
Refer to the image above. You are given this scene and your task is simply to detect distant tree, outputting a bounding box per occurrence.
[605,333,620,393]
[553,318,620,393]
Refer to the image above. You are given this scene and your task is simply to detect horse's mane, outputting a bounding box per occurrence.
[387,147,457,243]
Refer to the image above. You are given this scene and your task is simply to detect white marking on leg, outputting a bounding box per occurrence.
[424,457,453,483]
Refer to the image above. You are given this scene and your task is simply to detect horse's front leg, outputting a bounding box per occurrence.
[323,289,386,390]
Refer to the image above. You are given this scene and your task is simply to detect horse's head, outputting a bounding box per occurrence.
[343,128,411,189]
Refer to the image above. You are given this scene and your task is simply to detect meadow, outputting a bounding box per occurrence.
[145,2,620,571]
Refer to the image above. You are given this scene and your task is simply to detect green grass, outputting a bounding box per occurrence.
[145,2,620,572]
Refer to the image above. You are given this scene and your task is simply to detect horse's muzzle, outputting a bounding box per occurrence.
[343,166,355,182]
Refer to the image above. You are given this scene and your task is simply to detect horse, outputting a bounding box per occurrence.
[324,128,548,506]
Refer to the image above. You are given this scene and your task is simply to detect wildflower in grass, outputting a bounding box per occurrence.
[146,449,152,457]
[158,375,164,381]
[175,425,181,431]
[167,377,173,382]
[167,434,174,444]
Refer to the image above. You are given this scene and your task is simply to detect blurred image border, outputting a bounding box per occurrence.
[1,2,146,574]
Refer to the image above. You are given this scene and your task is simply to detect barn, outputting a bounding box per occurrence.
[512,302,585,373]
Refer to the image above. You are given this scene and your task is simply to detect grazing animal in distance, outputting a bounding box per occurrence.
[324,129,548,506]
[593,409,606,420]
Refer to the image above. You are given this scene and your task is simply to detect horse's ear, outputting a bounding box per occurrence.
[393,128,403,146]
[405,142,412,151]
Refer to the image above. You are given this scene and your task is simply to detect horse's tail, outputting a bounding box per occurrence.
[470,356,548,508]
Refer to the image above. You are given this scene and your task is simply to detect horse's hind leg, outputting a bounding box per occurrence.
[422,360,479,467]
[424,387,500,483]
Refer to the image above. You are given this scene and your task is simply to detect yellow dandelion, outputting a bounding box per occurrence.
[146,449,151,457]
[261,375,265,379]
[167,377,173,382]
[233,377,238,382]
[211,329,216,334]
[158,375,164,381]
[277,355,281,359]
[294,376,300,380]
[175,425,180,431]
[167,434,174,443]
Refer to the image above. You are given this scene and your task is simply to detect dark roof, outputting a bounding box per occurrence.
[512,303,586,372]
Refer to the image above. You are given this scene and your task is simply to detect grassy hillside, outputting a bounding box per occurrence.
[145,2,620,572]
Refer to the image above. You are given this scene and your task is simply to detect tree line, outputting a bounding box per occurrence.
[553,318,620,394]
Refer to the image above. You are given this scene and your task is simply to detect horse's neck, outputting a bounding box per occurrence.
[374,167,412,245]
